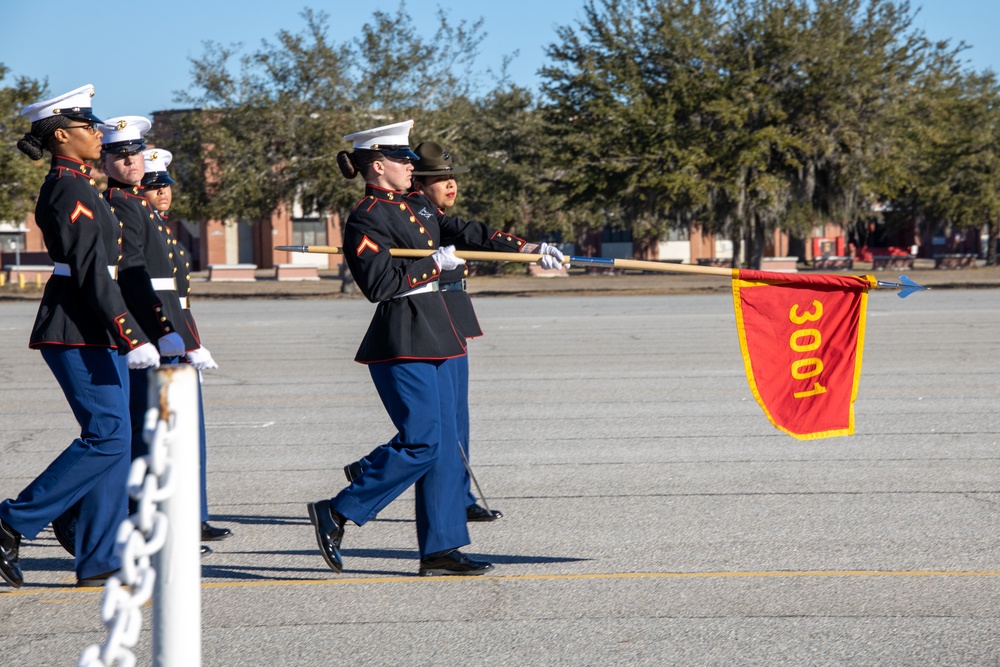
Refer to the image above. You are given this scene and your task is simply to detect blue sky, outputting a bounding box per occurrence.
[2,1,998,118]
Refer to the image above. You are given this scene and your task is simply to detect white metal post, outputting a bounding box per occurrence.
[150,364,201,667]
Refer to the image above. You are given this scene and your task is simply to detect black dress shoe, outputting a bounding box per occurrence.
[201,522,233,541]
[343,461,364,483]
[466,503,503,522]
[201,544,213,556]
[52,510,77,556]
[418,549,494,576]
[76,570,117,588]
[306,499,345,573]
[0,516,23,589]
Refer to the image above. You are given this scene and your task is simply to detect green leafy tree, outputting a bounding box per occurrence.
[541,0,722,252]
[907,69,1000,264]
[0,66,48,223]
[540,0,962,267]
[168,9,354,224]
[171,4,492,227]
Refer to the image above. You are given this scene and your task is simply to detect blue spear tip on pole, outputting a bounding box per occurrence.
[876,274,927,298]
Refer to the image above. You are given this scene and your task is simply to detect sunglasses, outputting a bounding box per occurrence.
[64,124,99,135]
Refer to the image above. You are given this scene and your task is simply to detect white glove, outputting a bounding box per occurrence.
[537,242,565,270]
[157,332,185,358]
[430,245,465,272]
[126,343,161,370]
[187,346,219,371]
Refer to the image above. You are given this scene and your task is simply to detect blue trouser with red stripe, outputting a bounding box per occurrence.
[356,352,477,506]
[0,347,130,579]
[332,358,469,558]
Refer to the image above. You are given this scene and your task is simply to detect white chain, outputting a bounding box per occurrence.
[78,405,177,667]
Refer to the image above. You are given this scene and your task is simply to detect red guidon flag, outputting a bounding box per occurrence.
[732,270,877,439]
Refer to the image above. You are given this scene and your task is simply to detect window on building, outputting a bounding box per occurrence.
[601,227,632,243]
[0,232,24,252]
[292,218,326,246]
[666,227,690,241]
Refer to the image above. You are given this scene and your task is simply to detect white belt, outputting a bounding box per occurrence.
[150,277,177,291]
[392,282,440,299]
[53,262,118,280]
[179,296,189,309]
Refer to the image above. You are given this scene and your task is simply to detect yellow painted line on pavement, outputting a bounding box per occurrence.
[4,569,1000,599]
[205,569,1000,588]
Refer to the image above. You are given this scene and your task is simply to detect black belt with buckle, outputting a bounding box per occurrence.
[440,279,466,292]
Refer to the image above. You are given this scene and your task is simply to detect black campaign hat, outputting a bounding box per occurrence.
[411,141,469,176]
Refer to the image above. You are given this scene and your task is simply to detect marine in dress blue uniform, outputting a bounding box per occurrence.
[142,147,231,543]
[47,117,188,562]
[99,117,185,355]
[306,120,563,577]
[345,141,503,521]
[51,143,232,556]
[0,85,165,588]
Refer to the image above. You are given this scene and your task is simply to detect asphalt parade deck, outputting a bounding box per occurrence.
[0,284,998,665]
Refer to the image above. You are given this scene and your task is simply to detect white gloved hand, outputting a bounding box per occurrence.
[126,343,161,370]
[187,346,219,371]
[430,245,466,272]
[537,242,565,270]
[157,332,185,358]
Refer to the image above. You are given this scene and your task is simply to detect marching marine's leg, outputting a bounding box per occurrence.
[195,374,232,541]
[345,352,503,523]
[412,357,469,557]
[307,360,441,574]
[333,360,443,523]
[72,351,131,583]
[449,352,502,522]
[308,359,491,575]
[415,357,491,576]
[0,347,131,585]
[450,352,478,508]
